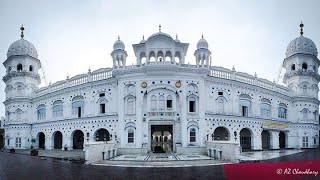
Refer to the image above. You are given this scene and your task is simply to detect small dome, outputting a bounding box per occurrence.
[197,36,208,49]
[286,35,318,58]
[113,37,125,50]
[7,39,38,59]
[140,35,146,44]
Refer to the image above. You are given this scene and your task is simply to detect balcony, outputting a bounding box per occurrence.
[147,111,177,121]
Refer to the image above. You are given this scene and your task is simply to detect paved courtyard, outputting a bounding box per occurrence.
[0,149,319,179]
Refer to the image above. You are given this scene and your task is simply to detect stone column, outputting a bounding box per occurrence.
[271,131,280,149]
[63,136,73,150]
[45,137,53,150]
[253,132,262,150]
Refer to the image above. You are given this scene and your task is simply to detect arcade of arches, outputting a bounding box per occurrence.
[34,129,112,150]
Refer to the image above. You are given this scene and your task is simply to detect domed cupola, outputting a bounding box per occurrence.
[7,25,38,59]
[113,36,125,50]
[196,35,209,49]
[140,35,146,44]
[285,23,318,58]
[111,36,127,68]
[282,22,320,95]
[194,34,211,67]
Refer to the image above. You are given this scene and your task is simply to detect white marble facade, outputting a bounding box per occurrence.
[2,25,320,153]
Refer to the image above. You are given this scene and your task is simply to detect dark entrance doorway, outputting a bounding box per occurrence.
[73,130,84,149]
[151,125,173,153]
[213,127,229,141]
[54,131,63,149]
[0,134,3,148]
[240,128,252,150]
[279,131,286,149]
[38,132,45,149]
[95,129,110,141]
[261,130,270,149]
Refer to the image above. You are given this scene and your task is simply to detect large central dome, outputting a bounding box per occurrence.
[147,32,174,40]
[286,35,318,58]
[7,39,38,59]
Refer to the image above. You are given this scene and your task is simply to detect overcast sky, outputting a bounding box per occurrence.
[0,0,320,116]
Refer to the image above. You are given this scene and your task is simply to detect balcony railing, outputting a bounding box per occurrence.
[209,66,291,95]
[35,68,113,96]
[148,111,176,117]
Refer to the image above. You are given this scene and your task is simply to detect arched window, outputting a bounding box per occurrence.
[151,95,157,111]
[314,110,318,121]
[128,129,134,143]
[99,99,106,114]
[291,64,295,71]
[260,98,271,118]
[239,94,251,117]
[278,103,287,119]
[29,65,33,72]
[17,64,22,71]
[126,98,135,114]
[17,85,22,96]
[302,108,308,120]
[53,100,63,118]
[72,96,84,118]
[16,109,22,121]
[302,63,308,71]
[303,85,307,94]
[166,95,173,109]
[158,95,165,110]
[190,128,196,142]
[37,104,46,120]
[189,97,196,113]
[217,97,225,114]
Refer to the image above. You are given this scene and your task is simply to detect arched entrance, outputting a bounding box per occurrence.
[95,128,110,141]
[279,131,286,149]
[38,132,45,149]
[72,130,84,149]
[151,125,173,153]
[0,134,3,148]
[240,128,252,150]
[213,127,229,141]
[261,130,270,149]
[53,131,63,149]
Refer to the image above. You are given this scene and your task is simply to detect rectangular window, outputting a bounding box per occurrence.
[242,106,248,117]
[189,100,196,112]
[7,139,10,146]
[78,107,82,117]
[99,93,105,97]
[128,132,134,143]
[218,92,223,96]
[302,136,309,148]
[190,132,196,142]
[15,137,21,148]
[166,100,172,109]
[100,104,106,114]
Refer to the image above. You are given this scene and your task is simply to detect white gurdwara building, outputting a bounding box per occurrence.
[2,24,320,154]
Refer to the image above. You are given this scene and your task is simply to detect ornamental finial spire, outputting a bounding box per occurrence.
[20,24,24,39]
[159,24,161,32]
[118,35,120,40]
[202,34,204,39]
[300,21,304,36]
